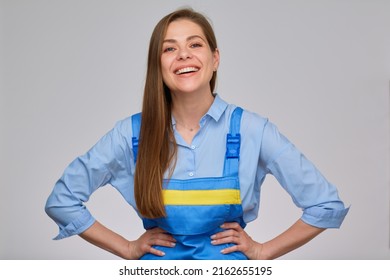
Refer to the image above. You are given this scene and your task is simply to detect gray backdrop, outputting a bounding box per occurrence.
[1,0,389,259]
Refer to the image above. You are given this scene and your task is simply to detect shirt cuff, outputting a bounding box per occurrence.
[301,205,350,229]
[53,210,96,240]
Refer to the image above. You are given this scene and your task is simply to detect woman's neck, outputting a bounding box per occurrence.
[171,90,215,128]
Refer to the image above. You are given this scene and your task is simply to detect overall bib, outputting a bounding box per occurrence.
[131,107,247,260]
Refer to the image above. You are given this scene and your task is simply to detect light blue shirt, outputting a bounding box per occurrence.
[45,95,349,240]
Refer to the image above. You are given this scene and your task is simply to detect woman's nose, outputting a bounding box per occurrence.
[177,48,192,60]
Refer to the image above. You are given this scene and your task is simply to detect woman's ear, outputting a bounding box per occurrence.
[213,48,220,71]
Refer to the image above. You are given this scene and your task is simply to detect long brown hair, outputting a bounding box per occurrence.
[134,8,219,218]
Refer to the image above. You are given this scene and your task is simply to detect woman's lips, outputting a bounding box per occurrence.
[175,66,200,75]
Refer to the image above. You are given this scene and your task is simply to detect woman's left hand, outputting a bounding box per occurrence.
[210,222,263,259]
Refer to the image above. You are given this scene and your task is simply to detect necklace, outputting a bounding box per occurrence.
[175,122,199,132]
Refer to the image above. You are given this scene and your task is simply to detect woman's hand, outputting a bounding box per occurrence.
[127,227,176,259]
[210,222,264,260]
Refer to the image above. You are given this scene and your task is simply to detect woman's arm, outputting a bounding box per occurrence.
[211,219,324,260]
[79,221,133,259]
[79,221,176,259]
[258,219,325,259]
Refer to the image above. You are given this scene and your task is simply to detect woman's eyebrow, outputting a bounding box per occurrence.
[163,35,206,44]
[187,35,206,42]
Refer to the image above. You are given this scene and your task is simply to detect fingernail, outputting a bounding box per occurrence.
[170,242,176,247]
[220,224,225,228]
[211,240,217,244]
[210,234,216,239]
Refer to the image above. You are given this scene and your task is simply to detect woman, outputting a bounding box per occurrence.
[45,8,349,260]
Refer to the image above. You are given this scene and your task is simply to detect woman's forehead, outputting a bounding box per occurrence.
[164,19,206,41]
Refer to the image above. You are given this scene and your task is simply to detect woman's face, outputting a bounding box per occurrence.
[161,19,219,96]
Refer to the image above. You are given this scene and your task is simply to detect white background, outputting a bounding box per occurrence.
[1,0,389,259]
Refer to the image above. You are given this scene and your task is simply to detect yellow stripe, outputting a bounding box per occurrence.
[163,189,241,205]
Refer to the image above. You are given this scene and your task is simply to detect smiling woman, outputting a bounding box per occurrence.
[45,7,349,260]
[160,19,220,143]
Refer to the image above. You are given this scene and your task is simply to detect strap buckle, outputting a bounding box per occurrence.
[226,134,241,159]
[132,137,139,162]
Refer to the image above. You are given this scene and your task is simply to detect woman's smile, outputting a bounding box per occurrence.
[175,66,200,75]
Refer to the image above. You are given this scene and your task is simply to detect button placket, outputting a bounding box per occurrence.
[188,144,196,177]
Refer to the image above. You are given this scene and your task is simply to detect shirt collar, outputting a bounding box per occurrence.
[205,94,228,122]
[171,94,228,125]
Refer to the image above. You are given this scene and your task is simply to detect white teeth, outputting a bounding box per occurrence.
[175,67,199,75]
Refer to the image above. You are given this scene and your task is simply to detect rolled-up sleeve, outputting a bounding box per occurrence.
[260,121,349,228]
[45,119,133,239]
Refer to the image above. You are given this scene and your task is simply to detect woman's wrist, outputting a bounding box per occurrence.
[121,240,139,260]
[256,242,273,260]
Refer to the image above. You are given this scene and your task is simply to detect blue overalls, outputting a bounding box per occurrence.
[131,107,248,260]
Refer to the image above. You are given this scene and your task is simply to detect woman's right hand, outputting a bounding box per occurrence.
[127,227,176,259]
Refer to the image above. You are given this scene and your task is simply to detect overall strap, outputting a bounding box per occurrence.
[131,113,141,164]
[223,107,243,177]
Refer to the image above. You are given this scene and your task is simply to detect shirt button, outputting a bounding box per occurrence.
[190,145,196,150]
[188,172,194,177]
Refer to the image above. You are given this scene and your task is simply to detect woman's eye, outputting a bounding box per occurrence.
[164,47,175,52]
[190,43,202,48]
